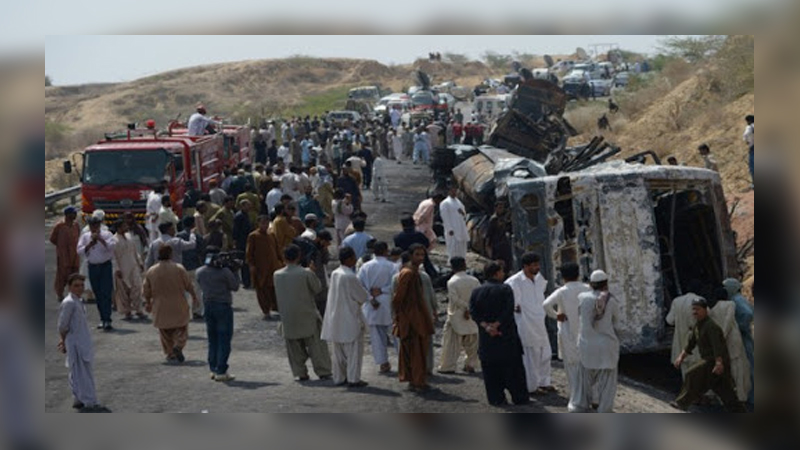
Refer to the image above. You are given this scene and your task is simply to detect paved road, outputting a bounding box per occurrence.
[44,151,678,413]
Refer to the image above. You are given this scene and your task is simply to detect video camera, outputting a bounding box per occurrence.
[205,251,245,271]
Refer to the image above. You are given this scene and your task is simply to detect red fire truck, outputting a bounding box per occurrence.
[65,128,225,223]
[168,123,251,170]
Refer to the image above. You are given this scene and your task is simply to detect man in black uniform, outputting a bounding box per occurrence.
[671,297,747,412]
[470,262,530,407]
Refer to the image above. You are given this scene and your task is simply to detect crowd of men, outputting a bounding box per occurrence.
[50,105,753,413]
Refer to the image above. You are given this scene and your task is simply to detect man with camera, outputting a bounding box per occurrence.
[196,246,241,383]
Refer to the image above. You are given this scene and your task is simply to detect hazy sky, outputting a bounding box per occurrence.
[46,35,670,86]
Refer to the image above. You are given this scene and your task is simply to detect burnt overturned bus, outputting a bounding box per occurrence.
[451,153,737,353]
[437,77,738,352]
[503,162,737,353]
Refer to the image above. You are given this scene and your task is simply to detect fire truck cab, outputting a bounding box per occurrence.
[65,128,224,223]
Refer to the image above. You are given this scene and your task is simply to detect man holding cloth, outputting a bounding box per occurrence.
[575,270,620,413]
[506,253,554,396]
[321,247,370,388]
[77,216,117,331]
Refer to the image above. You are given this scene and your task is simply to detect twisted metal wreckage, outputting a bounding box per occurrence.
[432,79,737,353]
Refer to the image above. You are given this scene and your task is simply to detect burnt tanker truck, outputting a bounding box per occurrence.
[433,79,738,353]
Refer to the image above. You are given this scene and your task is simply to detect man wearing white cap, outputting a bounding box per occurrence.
[575,270,621,413]
[300,214,319,241]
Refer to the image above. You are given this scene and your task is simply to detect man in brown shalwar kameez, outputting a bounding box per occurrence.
[246,216,285,319]
[143,245,198,363]
[50,206,81,300]
[392,243,435,392]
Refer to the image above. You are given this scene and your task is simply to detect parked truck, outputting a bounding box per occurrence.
[64,127,225,223]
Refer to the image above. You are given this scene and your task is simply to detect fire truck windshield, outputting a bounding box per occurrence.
[84,150,170,186]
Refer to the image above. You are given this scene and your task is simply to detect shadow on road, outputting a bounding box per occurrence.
[418,388,479,404]
[223,381,280,391]
[160,360,207,368]
[344,386,403,398]
[428,375,466,386]
[102,328,139,336]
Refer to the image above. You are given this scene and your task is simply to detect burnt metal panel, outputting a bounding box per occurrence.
[452,147,546,213]
[597,179,665,353]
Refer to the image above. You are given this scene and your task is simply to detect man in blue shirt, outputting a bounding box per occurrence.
[340,219,373,260]
[301,138,314,168]
[298,186,326,233]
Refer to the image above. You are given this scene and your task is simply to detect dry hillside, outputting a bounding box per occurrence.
[565,69,754,292]
[45,57,507,190]
[45,57,501,151]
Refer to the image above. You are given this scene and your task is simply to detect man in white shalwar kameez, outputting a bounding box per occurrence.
[575,270,621,413]
[438,257,480,374]
[372,156,389,203]
[146,186,165,243]
[357,242,398,373]
[58,274,99,411]
[543,263,591,412]
[391,130,404,161]
[321,247,370,388]
[505,253,554,395]
[439,186,470,261]
[711,298,752,403]
[113,220,147,320]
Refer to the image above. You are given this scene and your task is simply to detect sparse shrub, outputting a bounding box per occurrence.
[46,75,52,87]
[50,170,80,191]
[482,52,513,71]
[511,52,539,68]
[45,121,70,155]
[660,59,693,88]
[564,102,609,135]
[659,35,725,64]
[616,77,671,119]
[712,35,754,99]
[444,53,470,65]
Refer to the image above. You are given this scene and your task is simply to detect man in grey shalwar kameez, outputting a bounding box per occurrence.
[58,274,100,411]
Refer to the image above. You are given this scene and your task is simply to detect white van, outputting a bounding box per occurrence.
[472,95,509,123]
[327,111,362,125]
